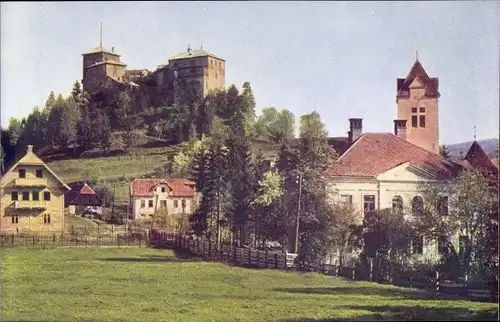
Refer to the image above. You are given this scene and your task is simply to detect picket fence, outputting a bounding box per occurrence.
[150,230,298,270]
[152,230,498,303]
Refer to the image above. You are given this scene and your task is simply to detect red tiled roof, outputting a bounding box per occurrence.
[327,133,462,179]
[397,60,439,98]
[131,178,195,198]
[80,184,97,195]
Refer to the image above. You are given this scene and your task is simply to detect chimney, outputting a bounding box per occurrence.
[27,145,33,153]
[393,120,407,140]
[348,118,363,143]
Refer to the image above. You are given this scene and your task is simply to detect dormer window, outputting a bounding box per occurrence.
[19,169,26,178]
[161,187,166,193]
[36,169,43,178]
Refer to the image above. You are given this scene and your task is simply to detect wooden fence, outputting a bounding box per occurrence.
[0,229,149,248]
[150,230,298,270]
[153,231,498,303]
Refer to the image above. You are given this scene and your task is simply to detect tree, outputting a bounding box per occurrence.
[241,81,257,137]
[255,107,296,143]
[415,169,498,282]
[440,145,451,160]
[7,118,22,146]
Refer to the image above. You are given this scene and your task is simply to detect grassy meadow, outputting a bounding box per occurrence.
[0,247,497,322]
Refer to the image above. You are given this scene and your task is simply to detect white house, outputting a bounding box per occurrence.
[129,178,196,220]
[326,122,463,262]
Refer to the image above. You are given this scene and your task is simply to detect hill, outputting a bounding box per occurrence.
[446,138,499,161]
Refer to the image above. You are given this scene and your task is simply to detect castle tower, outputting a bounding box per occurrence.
[396,56,440,154]
[81,24,127,93]
[166,46,225,105]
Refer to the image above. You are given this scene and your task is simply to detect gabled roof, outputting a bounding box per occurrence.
[65,183,102,207]
[459,140,498,177]
[397,59,439,98]
[130,178,196,198]
[82,46,120,56]
[0,146,71,190]
[168,49,224,61]
[327,133,462,179]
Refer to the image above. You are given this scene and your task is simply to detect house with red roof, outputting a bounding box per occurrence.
[129,178,196,220]
[326,118,463,262]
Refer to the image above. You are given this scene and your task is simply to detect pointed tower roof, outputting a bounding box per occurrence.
[397,58,440,98]
[461,141,498,174]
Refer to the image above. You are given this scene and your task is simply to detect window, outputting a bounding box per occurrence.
[43,192,51,201]
[419,115,426,128]
[412,115,418,128]
[32,191,39,201]
[11,191,18,201]
[437,196,448,216]
[363,195,375,214]
[22,191,30,201]
[438,235,449,256]
[44,214,51,224]
[392,195,403,212]
[148,200,154,208]
[419,107,425,113]
[140,200,145,208]
[340,194,352,206]
[411,107,417,113]
[160,200,167,208]
[19,169,26,178]
[11,214,19,224]
[174,200,179,208]
[36,169,43,178]
[412,196,423,216]
[412,235,423,254]
[161,187,166,193]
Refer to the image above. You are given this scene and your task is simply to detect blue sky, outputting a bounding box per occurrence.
[1,1,499,144]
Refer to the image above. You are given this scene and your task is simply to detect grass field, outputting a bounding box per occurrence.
[0,248,497,322]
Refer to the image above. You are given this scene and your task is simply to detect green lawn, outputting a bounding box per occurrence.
[0,248,497,322]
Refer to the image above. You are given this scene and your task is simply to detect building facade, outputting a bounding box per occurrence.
[82,46,127,93]
[0,145,70,234]
[129,178,196,220]
[396,58,440,154]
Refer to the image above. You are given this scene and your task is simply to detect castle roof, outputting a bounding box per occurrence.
[169,49,224,61]
[82,46,120,56]
[397,59,439,98]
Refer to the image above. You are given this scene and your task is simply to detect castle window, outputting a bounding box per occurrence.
[411,107,417,113]
[412,115,418,128]
[11,191,18,201]
[19,169,26,178]
[11,214,19,224]
[22,191,30,201]
[419,107,425,113]
[36,169,43,178]
[419,115,426,128]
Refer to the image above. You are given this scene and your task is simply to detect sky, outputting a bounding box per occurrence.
[1,1,499,145]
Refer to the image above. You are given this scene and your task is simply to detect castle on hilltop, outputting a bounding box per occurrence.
[81,26,226,106]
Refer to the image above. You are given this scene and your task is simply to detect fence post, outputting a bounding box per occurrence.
[248,248,252,267]
[257,250,260,268]
[265,249,268,269]
[53,234,56,246]
[369,259,374,282]
[209,240,212,259]
[32,235,35,246]
[275,253,278,269]
[352,266,355,280]
[435,270,440,295]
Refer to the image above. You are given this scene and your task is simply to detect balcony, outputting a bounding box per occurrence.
[15,201,48,209]
[14,178,47,187]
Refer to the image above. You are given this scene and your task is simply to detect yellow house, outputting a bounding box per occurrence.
[0,145,70,234]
